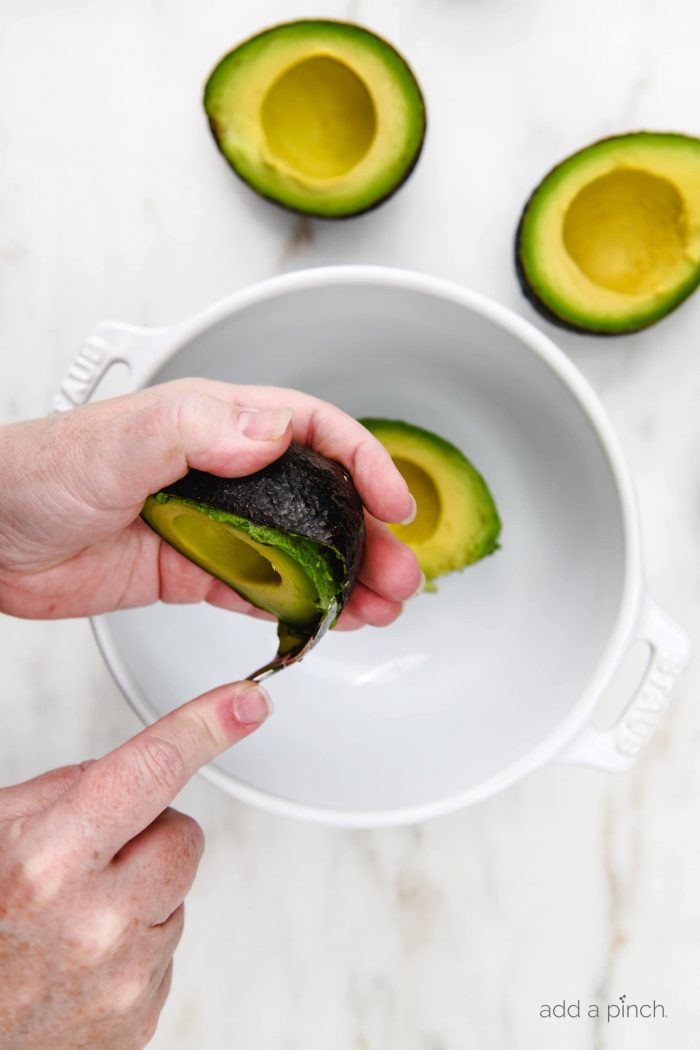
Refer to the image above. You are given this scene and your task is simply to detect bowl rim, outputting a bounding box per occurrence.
[94,265,643,827]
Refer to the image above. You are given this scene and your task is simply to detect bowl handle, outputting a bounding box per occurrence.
[52,322,169,412]
[558,596,691,772]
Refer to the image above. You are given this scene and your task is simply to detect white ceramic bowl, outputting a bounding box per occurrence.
[56,267,689,827]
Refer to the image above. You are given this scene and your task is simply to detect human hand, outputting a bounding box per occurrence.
[0,678,271,1050]
[0,379,421,627]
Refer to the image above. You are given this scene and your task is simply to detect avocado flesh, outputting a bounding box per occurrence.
[360,419,501,582]
[142,495,329,630]
[516,132,700,333]
[141,444,365,640]
[203,20,426,218]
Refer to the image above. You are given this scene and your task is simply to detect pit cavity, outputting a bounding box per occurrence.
[562,168,688,296]
[392,458,440,544]
[261,55,376,179]
[172,514,281,588]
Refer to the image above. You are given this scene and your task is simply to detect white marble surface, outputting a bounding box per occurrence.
[1,0,699,1046]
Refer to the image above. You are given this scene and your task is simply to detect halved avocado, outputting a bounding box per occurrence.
[203,20,426,218]
[360,419,500,582]
[516,132,700,334]
[141,445,365,640]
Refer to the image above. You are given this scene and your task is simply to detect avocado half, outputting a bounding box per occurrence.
[141,445,365,641]
[360,419,500,583]
[203,20,426,218]
[516,132,700,334]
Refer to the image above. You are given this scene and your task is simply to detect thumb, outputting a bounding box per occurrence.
[64,390,293,510]
[25,680,272,865]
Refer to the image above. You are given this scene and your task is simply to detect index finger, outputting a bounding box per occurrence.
[27,681,271,866]
[157,379,415,525]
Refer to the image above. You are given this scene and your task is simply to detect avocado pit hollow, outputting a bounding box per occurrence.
[261,55,377,179]
[562,167,689,296]
[391,457,441,544]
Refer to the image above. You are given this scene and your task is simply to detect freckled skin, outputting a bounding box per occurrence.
[0,380,420,1047]
[0,681,264,1049]
[0,378,418,624]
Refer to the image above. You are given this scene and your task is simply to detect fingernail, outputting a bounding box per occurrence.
[232,682,274,725]
[238,407,292,441]
[411,570,426,598]
[400,495,417,526]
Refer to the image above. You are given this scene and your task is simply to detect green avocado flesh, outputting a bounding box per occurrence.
[516,132,700,333]
[203,20,426,218]
[360,419,501,582]
[142,494,337,631]
[141,444,365,643]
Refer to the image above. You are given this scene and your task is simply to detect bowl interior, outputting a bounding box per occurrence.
[102,279,628,816]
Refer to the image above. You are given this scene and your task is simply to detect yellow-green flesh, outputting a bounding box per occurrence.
[260,55,376,180]
[204,20,425,217]
[360,419,500,581]
[143,498,320,629]
[519,133,700,332]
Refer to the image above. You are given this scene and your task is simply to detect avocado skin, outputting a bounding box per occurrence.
[161,444,365,607]
[203,19,427,221]
[207,111,426,222]
[513,201,603,335]
[514,131,700,336]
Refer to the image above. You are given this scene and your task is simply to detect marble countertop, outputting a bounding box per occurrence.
[1,0,699,1046]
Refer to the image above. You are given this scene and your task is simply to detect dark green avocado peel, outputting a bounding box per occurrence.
[141,444,365,647]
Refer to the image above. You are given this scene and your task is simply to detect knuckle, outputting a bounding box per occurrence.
[136,399,172,441]
[108,971,152,1014]
[174,393,222,451]
[6,830,72,907]
[19,858,67,906]
[367,547,413,598]
[164,903,186,948]
[171,900,186,931]
[68,906,130,962]
[392,548,422,597]
[172,812,206,859]
[372,600,403,627]
[130,736,186,798]
[154,813,204,874]
[181,706,222,754]
[158,837,203,906]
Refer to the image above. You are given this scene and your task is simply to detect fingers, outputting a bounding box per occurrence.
[332,517,422,629]
[298,401,413,525]
[0,761,94,821]
[131,917,180,1047]
[141,909,183,995]
[227,385,415,525]
[59,390,293,513]
[341,583,404,627]
[27,680,272,865]
[113,809,205,925]
[359,514,423,602]
[141,959,175,1046]
[347,438,414,526]
[128,380,415,524]
[150,903,185,951]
